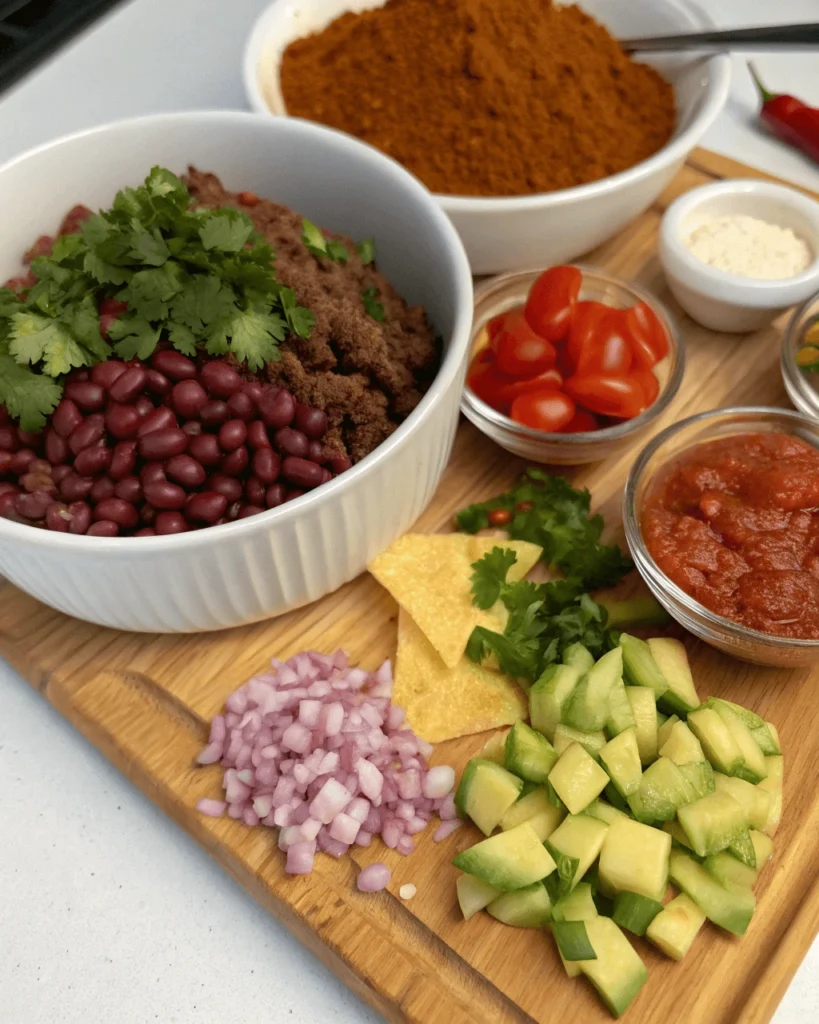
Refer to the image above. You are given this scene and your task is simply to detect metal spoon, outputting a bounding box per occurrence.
[621,23,819,53]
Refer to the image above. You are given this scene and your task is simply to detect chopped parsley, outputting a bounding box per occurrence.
[363,286,385,322]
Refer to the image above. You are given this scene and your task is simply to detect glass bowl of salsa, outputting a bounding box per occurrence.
[624,405,819,667]
[782,290,819,420]
[461,266,685,464]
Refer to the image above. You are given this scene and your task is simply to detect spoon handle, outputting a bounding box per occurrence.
[622,23,819,53]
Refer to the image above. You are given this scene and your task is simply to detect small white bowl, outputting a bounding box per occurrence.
[659,179,819,333]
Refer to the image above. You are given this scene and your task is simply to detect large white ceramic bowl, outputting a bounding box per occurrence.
[0,112,473,632]
[244,0,731,274]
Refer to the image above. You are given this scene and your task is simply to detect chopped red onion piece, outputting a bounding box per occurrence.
[438,793,458,821]
[399,883,417,900]
[196,742,223,765]
[329,812,361,845]
[423,765,455,799]
[355,830,372,847]
[195,798,226,817]
[396,835,415,856]
[309,777,351,824]
[356,862,391,892]
[433,820,463,842]
[286,841,316,875]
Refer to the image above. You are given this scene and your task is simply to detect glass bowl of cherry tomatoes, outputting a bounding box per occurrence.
[461,264,685,464]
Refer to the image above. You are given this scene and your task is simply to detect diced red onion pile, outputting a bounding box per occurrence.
[195,650,460,877]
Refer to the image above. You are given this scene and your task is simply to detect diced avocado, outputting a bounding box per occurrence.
[600,728,642,798]
[677,791,747,857]
[585,799,629,827]
[456,873,500,920]
[599,816,670,902]
[453,822,557,892]
[757,755,783,836]
[553,723,607,760]
[564,648,623,733]
[619,633,668,698]
[625,687,658,765]
[688,707,744,775]
[479,729,510,765]
[646,893,706,960]
[714,773,772,832]
[606,675,637,738]
[579,917,648,1018]
[659,721,705,765]
[630,757,696,822]
[455,759,523,836]
[563,642,595,675]
[657,714,681,750]
[530,664,581,741]
[552,920,596,960]
[499,787,565,842]
[750,829,774,871]
[546,814,609,895]
[678,760,715,800]
[487,881,552,927]
[612,891,664,936]
[647,637,700,715]
[504,720,559,784]
[705,850,758,890]
[669,848,755,936]
[552,882,598,922]
[712,704,768,784]
[663,819,695,852]
[548,743,610,815]
[728,828,756,868]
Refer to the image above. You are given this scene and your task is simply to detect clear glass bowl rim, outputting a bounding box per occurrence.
[781,289,819,419]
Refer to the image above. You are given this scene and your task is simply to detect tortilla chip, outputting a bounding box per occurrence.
[394,607,528,743]
[368,533,541,668]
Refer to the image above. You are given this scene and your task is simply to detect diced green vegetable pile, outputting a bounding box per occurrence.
[452,634,783,1018]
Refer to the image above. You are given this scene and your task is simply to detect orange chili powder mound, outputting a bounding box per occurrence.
[280,0,676,198]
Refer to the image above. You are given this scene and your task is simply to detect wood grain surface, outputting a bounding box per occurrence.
[1,149,817,1024]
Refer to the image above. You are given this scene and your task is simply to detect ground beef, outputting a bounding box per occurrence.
[183,168,439,462]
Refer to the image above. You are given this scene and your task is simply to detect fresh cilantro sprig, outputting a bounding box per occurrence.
[356,238,376,265]
[363,286,385,322]
[301,219,350,263]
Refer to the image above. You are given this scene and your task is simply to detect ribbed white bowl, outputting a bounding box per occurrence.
[0,112,473,632]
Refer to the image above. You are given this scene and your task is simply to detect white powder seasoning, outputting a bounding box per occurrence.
[683,214,812,280]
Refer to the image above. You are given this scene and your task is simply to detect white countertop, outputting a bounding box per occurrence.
[1,1,818,1022]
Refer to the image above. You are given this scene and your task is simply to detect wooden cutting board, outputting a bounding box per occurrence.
[1,149,817,1024]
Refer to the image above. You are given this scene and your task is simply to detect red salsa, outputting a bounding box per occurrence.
[642,432,819,639]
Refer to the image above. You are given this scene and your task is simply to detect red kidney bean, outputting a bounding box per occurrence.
[141,504,157,526]
[67,501,92,535]
[172,379,208,418]
[109,440,138,480]
[265,483,287,508]
[182,420,202,437]
[218,419,247,452]
[105,402,141,439]
[187,433,222,467]
[30,459,53,476]
[88,520,119,537]
[90,477,116,503]
[135,528,156,537]
[137,406,177,438]
[330,454,353,474]
[186,491,228,523]
[0,426,19,452]
[252,447,280,484]
[144,479,186,510]
[74,444,113,477]
[319,467,333,485]
[166,454,206,488]
[227,501,241,521]
[207,473,243,502]
[11,448,37,475]
[114,476,142,504]
[52,399,83,438]
[227,391,254,421]
[154,510,188,535]
[286,488,305,502]
[0,451,12,476]
[0,482,19,496]
[46,502,72,532]
[294,404,328,439]
[64,381,105,412]
[94,498,138,529]
[91,361,127,389]
[151,350,197,381]
[52,465,72,484]
[273,427,309,459]
[68,415,105,455]
[139,427,188,460]
[238,505,265,519]
[17,429,42,448]
[60,473,95,501]
[108,365,147,404]
[307,441,326,464]
[247,420,271,450]
[135,396,155,420]
[140,462,167,487]
[243,381,266,404]
[282,456,323,489]
[15,491,51,519]
[220,445,249,477]
[20,472,56,494]
[200,360,243,398]
[45,429,69,465]
[200,400,229,427]
[145,368,172,397]
[245,477,266,506]
[0,492,18,517]
[259,388,295,429]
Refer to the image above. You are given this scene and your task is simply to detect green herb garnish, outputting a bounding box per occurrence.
[301,218,350,263]
[363,286,385,322]
[356,237,376,265]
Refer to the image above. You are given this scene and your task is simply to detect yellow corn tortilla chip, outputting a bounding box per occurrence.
[368,533,541,668]
[394,607,528,743]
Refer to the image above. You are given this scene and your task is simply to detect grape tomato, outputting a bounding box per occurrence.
[562,409,599,433]
[524,265,582,342]
[564,374,647,420]
[576,309,633,376]
[510,389,575,432]
[490,309,557,377]
[624,301,668,369]
[566,300,608,371]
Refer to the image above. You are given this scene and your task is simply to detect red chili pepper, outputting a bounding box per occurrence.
[748,63,819,165]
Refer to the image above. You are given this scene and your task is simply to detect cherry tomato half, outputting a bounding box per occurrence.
[562,409,600,433]
[631,370,660,408]
[564,374,647,420]
[510,389,576,432]
[624,301,668,370]
[466,352,518,410]
[566,300,608,371]
[490,308,557,377]
[576,309,633,376]
[524,265,582,343]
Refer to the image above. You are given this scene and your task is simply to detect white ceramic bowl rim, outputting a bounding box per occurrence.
[661,179,819,301]
[0,110,473,554]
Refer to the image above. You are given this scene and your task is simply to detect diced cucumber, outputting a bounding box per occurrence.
[705,851,758,890]
[479,729,510,765]
[626,687,658,764]
[600,728,642,798]
[728,828,757,868]
[631,757,696,822]
[585,799,629,827]
[453,822,557,891]
[662,819,695,852]
[504,720,559,784]
[612,892,663,937]
[702,696,764,731]
[553,723,607,760]
[552,920,596,960]
[619,633,668,698]
[762,754,783,785]
[599,816,671,902]
[563,642,595,675]
[519,780,540,799]
[765,722,781,754]
[688,707,743,775]
[599,593,670,629]
[487,881,552,927]
[605,782,629,812]
[657,714,681,750]
[750,830,774,871]
[677,791,747,857]
[455,759,523,836]
[751,723,781,756]
[546,814,609,895]
[646,894,705,960]
[669,848,755,936]
[530,664,581,741]
[659,721,705,765]
[564,648,623,733]
[552,882,598,922]
[678,760,715,800]
[712,704,768,784]
[456,873,500,920]
[714,773,772,832]
[499,787,565,842]
[758,755,783,836]
[606,675,637,738]
[656,711,669,730]
[579,917,648,1018]
[548,743,609,815]
[647,637,700,715]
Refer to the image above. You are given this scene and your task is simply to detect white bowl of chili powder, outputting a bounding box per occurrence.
[245,0,731,275]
